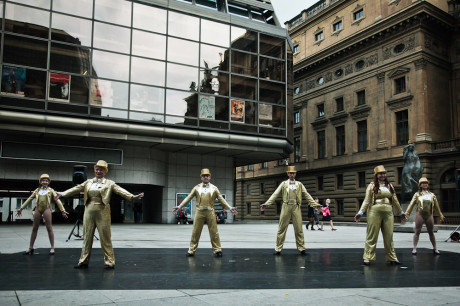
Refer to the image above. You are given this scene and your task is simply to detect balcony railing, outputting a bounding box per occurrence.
[431,138,460,152]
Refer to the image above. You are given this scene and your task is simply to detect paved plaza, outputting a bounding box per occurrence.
[0,222,459,305]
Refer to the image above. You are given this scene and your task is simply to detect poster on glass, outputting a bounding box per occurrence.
[48,72,71,102]
[199,95,215,120]
[230,99,245,123]
[176,193,193,222]
[1,66,26,96]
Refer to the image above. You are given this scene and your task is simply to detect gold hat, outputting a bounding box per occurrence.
[39,173,51,183]
[286,166,297,173]
[373,165,386,176]
[94,160,108,172]
[418,177,429,186]
[200,168,211,176]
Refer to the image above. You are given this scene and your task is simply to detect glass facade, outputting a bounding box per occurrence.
[0,0,290,138]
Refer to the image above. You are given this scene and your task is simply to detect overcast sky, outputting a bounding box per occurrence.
[270,0,319,24]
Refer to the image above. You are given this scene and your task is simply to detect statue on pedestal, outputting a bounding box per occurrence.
[401,143,423,202]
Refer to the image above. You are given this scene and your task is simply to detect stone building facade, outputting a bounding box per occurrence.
[236,0,460,224]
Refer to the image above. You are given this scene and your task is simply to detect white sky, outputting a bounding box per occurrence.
[270,0,319,24]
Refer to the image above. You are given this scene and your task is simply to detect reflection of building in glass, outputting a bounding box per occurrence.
[0,0,292,224]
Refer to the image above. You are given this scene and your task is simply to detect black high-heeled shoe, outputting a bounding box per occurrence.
[389,261,402,265]
[433,250,441,256]
[23,248,34,255]
[363,261,370,266]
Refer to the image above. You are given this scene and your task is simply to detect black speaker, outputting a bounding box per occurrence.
[72,165,87,186]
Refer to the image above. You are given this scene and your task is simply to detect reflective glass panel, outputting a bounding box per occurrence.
[199,70,228,96]
[92,50,129,81]
[200,44,229,71]
[93,22,130,54]
[130,111,164,123]
[50,43,91,75]
[94,0,131,27]
[167,37,199,66]
[133,3,166,34]
[260,34,285,59]
[131,57,165,87]
[260,57,284,82]
[132,30,166,60]
[166,89,198,117]
[230,100,257,125]
[168,11,199,41]
[165,116,197,126]
[198,95,228,121]
[231,27,257,53]
[130,84,165,114]
[201,19,229,47]
[259,80,284,104]
[231,51,257,76]
[1,66,46,99]
[90,78,128,109]
[3,35,48,69]
[259,104,285,128]
[167,63,198,92]
[5,4,49,38]
[56,75,89,104]
[91,107,128,119]
[231,75,256,100]
[9,0,50,9]
[52,0,93,18]
[51,13,92,46]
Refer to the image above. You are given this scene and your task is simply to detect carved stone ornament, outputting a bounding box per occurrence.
[329,112,349,126]
[414,58,427,70]
[350,105,371,120]
[311,117,329,130]
[387,67,410,79]
[385,95,413,111]
[377,72,386,83]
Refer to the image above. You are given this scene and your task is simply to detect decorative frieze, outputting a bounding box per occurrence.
[383,35,416,60]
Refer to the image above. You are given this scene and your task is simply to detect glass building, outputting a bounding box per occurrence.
[0,0,293,223]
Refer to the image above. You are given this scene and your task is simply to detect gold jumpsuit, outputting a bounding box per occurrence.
[265,180,316,252]
[21,187,65,214]
[63,178,134,266]
[178,183,231,255]
[359,183,403,262]
[406,191,444,220]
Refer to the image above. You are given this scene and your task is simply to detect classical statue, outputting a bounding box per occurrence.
[401,144,423,202]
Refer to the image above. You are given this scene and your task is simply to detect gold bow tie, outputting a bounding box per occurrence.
[93,178,103,183]
[203,184,209,188]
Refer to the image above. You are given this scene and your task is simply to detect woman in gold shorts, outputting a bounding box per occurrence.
[16,174,68,255]
[406,177,445,255]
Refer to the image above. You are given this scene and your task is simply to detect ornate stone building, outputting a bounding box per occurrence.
[236,0,460,223]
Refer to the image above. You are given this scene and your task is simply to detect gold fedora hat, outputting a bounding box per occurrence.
[94,160,108,172]
[286,166,297,173]
[200,168,211,176]
[418,177,429,186]
[373,165,386,176]
[39,173,51,183]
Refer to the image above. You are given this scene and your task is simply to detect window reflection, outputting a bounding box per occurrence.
[91,107,128,119]
[165,116,197,126]
[168,11,199,41]
[260,57,284,82]
[201,19,229,47]
[130,111,164,123]
[199,95,228,121]
[130,84,164,113]
[231,27,257,53]
[259,103,285,128]
[52,0,93,18]
[200,44,229,71]
[167,63,198,91]
[166,89,197,117]
[93,22,131,54]
[133,3,166,34]
[10,0,50,9]
[1,66,46,99]
[167,38,199,66]
[51,13,92,46]
[5,3,49,38]
[131,57,165,87]
[199,69,228,96]
[50,43,91,75]
[92,50,129,81]
[231,51,257,76]
[259,80,284,104]
[60,75,90,104]
[3,35,48,69]
[231,75,256,100]
[132,30,166,60]
[90,78,128,109]
[94,0,131,27]
[260,34,285,59]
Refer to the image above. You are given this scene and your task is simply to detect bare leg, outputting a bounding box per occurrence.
[28,209,42,251]
[425,215,438,253]
[320,221,324,230]
[413,213,424,253]
[330,220,335,230]
[42,209,54,252]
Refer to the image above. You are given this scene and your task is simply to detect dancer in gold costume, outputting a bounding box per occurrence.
[406,177,445,255]
[261,166,316,255]
[56,160,144,269]
[354,165,407,265]
[172,169,237,257]
[16,174,68,255]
